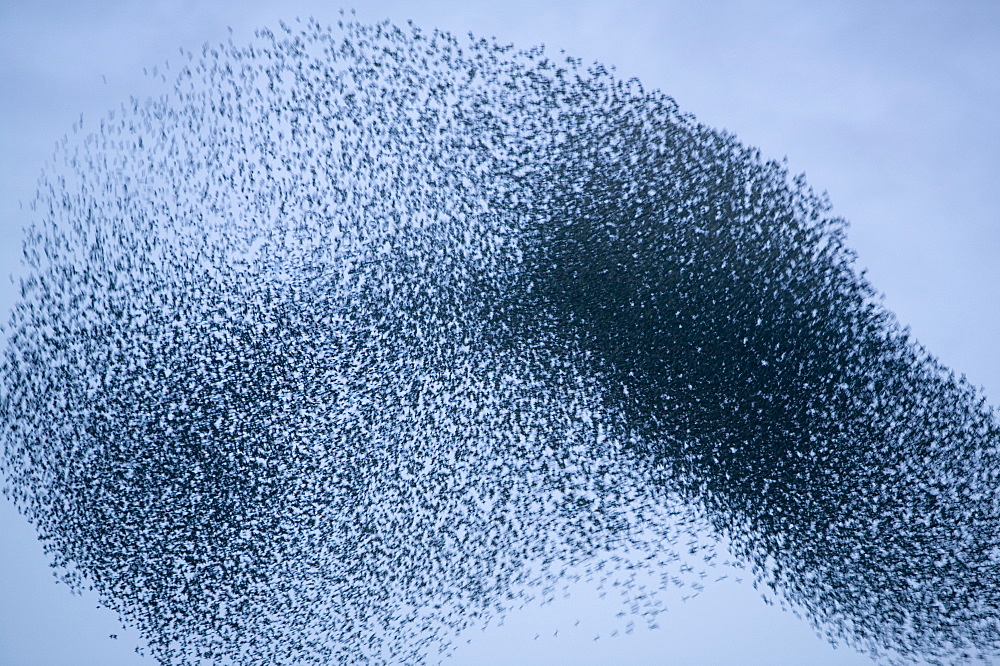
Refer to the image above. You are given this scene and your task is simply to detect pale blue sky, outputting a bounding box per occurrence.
[1,2,997,664]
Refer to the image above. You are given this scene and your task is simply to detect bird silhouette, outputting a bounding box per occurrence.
[1,14,998,666]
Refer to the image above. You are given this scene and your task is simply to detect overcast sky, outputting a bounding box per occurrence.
[1,2,997,664]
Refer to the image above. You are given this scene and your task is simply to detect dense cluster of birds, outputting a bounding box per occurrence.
[2,14,999,665]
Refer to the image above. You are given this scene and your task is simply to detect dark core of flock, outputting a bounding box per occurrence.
[2,15,998,666]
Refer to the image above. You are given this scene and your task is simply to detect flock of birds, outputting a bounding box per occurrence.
[2,14,999,665]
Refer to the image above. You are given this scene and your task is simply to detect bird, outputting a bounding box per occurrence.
[2,13,999,666]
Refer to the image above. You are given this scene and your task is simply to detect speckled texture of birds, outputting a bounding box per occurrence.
[2,15,998,666]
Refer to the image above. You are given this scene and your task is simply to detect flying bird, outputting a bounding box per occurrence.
[1,15,998,666]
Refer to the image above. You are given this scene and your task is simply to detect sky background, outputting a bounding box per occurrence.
[1,1,998,664]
